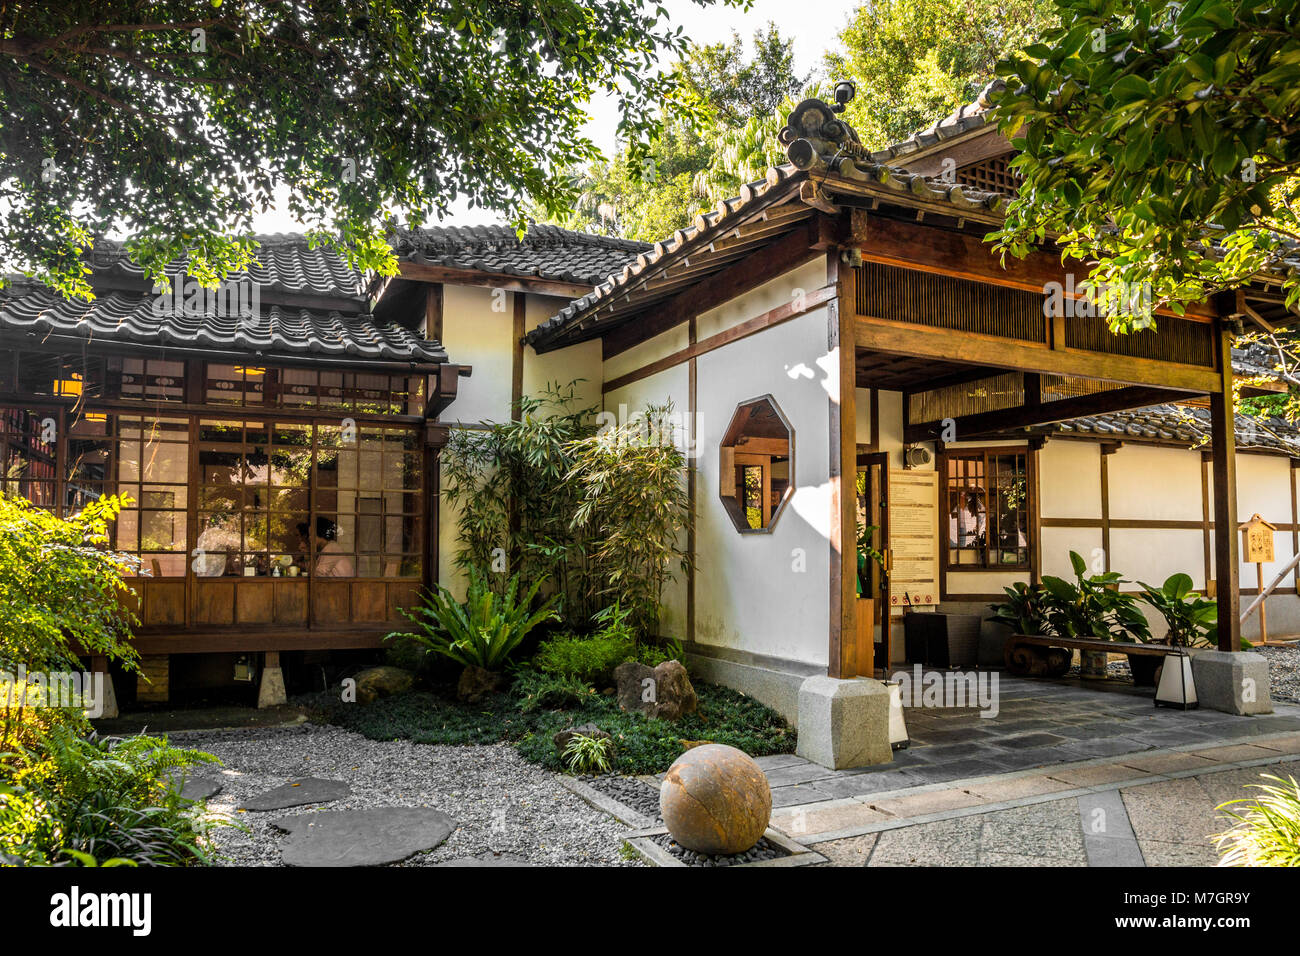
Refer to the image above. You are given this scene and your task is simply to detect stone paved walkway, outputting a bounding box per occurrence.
[756,671,1300,866]
[760,673,1300,809]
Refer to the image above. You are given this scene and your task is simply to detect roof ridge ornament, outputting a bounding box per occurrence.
[780,81,868,172]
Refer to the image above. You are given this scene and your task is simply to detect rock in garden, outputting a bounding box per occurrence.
[271,808,454,867]
[238,777,351,811]
[614,660,698,721]
[553,723,613,755]
[458,665,504,703]
[660,744,771,855]
[353,665,415,705]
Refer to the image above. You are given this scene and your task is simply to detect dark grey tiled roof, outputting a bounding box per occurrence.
[393,224,651,286]
[1053,404,1300,454]
[1233,342,1288,383]
[866,80,1004,165]
[89,234,369,305]
[0,234,445,366]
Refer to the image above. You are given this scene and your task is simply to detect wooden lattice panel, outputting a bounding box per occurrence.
[956,154,1022,195]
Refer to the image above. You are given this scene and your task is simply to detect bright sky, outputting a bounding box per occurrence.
[250,0,861,233]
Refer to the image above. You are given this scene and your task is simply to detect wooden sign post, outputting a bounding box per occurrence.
[1240,514,1277,643]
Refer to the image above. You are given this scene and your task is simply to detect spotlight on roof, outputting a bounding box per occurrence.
[832,81,856,112]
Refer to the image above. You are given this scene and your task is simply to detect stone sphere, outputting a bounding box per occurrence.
[660,744,772,855]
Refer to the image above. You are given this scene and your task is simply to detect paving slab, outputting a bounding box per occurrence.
[1078,790,1144,867]
[1047,763,1151,787]
[869,787,985,818]
[435,853,531,867]
[773,801,896,838]
[271,808,454,866]
[239,777,351,811]
[994,732,1069,750]
[961,774,1077,802]
[1117,751,1219,774]
[1248,733,1300,754]
[169,770,223,801]
[808,833,877,866]
[1184,743,1282,764]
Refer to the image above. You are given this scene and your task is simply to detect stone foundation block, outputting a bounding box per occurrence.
[796,676,892,770]
[1191,651,1273,715]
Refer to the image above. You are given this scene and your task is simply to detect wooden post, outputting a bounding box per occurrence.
[1257,562,1268,642]
[1210,324,1239,652]
[511,292,526,420]
[828,253,859,678]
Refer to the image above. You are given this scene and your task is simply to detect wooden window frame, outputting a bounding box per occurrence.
[939,444,1036,573]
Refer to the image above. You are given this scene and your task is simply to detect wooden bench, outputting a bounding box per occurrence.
[1005,634,1178,678]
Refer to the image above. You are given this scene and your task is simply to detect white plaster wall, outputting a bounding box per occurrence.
[523,294,603,414]
[695,257,827,340]
[689,307,835,667]
[439,284,513,426]
[1110,528,1206,589]
[1040,440,1102,519]
[603,323,690,383]
[1108,443,1202,521]
[1041,527,1103,579]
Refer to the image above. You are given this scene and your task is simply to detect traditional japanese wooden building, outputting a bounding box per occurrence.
[3,86,1295,763]
[0,228,645,710]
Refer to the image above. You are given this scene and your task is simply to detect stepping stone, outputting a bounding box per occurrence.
[436,853,532,867]
[270,808,454,867]
[168,770,223,802]
[239,777,350,811]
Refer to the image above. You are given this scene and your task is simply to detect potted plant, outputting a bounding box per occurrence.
[987,581,1048,665]
[1040,552,1151,678]
[1136,573,1216,686]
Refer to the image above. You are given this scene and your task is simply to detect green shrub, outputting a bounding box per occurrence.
[0,492,141,751]
[562,733,614,774]
[511,669,594,712]
[320,681,796,776]
[626,636,687,670]
[1,726,223,866]
[1215,774,1300,867]
[391,567,559,671]
[533,631,633,684]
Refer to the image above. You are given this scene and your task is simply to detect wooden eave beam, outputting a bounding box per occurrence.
[855,314,1223,393]
[847,214,1217,322]
[598,222,825,359]
[398,262,593,300]
[904,384,1186,443]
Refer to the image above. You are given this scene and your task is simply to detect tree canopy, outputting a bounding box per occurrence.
[993,0,1300,325]
[546,22,806,241]
[1,0,738,299]
[826,0,1058,148]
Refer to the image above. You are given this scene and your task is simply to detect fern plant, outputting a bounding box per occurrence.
[392,567,560,671]
[1,727,224,866]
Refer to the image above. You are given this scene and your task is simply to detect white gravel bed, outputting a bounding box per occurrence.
[1255,644,1300,703]
[171,724,640,867]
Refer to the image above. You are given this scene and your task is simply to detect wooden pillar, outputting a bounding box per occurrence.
[1291,459,1299,594]
[511,292,526,420]
[687,317,697,645]
[1210,324,1239,651]
[828,254,858,678]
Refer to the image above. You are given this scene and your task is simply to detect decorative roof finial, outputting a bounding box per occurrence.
[779,80,865,172]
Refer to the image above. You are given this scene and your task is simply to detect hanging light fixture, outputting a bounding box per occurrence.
[53,371,83,397]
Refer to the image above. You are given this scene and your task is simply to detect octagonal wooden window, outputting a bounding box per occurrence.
[719,395,794,533]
